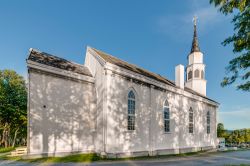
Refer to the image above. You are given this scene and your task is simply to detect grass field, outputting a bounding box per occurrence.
[0,147,15,153]
[0,150,204,163]
[0,148,249,164]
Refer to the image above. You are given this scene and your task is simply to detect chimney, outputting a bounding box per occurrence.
[175,64,184,89]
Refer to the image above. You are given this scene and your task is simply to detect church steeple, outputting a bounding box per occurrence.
[190,16,200,53]
[185,16,207,96]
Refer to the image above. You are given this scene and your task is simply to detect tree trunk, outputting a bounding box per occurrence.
[12,128,19,147]
[1,123,11,148]
[7,127,11,147]
[0,129,3,146]
[2,123,9,148]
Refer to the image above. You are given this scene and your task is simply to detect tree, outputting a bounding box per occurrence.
[227,129,250,145]
[246,129,250,142]
[217,123,250,145]
[217,123,227,137]
[0,69,27,147]
[210,0,250,91]
[227,134,233,144]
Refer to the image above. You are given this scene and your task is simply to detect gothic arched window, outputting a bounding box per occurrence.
[189,107,194,133]
[194,69,200,78]
[128,90,135,130]
[207,111,210,134]
[201,70,204,79]
[188,70,193,80]
[163,100,170,132]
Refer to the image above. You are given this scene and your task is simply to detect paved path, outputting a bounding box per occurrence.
[0,150,250,166]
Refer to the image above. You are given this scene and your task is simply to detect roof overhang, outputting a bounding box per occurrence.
[27,60,95,83]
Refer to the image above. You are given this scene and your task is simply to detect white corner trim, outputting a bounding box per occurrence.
[87,47,106,66]
[27,60,95,83]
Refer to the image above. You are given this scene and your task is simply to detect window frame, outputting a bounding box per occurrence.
[194,69,200,78]
[127,90,136,131]
[201,70,204,79]
[188,70,193,80]
[206,111,210,134]
[163,100,170,133]
[189,107,194,134]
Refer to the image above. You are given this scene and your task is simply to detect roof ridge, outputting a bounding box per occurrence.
[91,47,140,68]
[91,47,175,86]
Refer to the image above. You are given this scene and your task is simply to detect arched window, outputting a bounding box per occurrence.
[207,111,210,134]
[163,100,170,132]
[201,70,204,79]
[194,69,200,78]
[189,107,194,133]
[188,70,193,80]
[128,90,135,130]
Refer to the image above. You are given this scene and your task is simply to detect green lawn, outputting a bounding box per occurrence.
[0,149,248,164]
[0,147,15,153]
[24,153,101,163]
[0,153,101,163]
[0,150,205,163]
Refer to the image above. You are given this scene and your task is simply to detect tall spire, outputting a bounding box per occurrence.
[190,16,200,53]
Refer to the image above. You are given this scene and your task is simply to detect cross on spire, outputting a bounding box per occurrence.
[193,15,198,26]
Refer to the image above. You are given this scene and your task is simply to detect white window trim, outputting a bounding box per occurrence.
[163,100,170,133]
[127,90,136,131]
[189,107,194,134]
[207,111,211,134]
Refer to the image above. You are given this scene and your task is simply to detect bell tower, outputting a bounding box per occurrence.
[185,16,207,96]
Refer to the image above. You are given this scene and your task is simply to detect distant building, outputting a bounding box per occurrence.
[26,20,219,158]
[218,138,226,148]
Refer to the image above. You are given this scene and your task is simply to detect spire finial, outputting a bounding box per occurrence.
[193,15,197,26]
[190,15,200,53]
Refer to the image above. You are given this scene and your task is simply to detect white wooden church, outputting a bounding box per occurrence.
[26,21,219,158]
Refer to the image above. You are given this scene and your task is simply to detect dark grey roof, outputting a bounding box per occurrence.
[28,49,92,77]
[190,24,200,53]
[92,48,176,87]
[92,47,218,104]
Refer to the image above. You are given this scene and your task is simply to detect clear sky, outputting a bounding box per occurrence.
[0,0,249,130]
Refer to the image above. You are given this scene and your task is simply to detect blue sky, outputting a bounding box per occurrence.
[0,0,249,130]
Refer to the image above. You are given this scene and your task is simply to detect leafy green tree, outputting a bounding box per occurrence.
[246,129,250,142]
[237,130,245,144]
[0,70,27,147]
[227,129,250,145]
[210,0,250,91]
[232,130,238,144]
[226,134,233,144]
[217,123,227,137]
